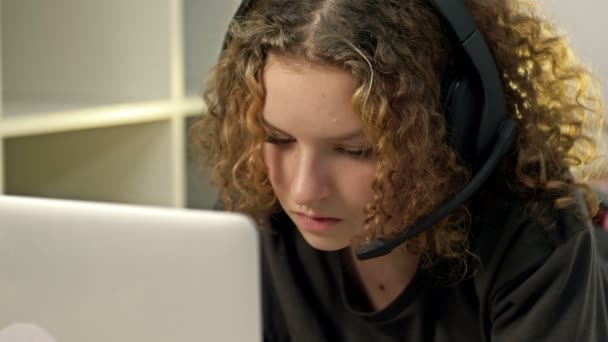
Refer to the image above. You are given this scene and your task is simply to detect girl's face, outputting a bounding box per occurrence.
[262,54,377,251]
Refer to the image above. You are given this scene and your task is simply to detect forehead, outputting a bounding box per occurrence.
[262,54,362,131]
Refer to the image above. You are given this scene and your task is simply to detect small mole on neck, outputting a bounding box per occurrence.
[378,284,386,291]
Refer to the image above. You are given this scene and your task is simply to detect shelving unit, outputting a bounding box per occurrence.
[0,0,605,209]
[4,121,174,206]
[0,0,241,209]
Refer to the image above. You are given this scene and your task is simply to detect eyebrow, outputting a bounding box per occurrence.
[262,118,365,141]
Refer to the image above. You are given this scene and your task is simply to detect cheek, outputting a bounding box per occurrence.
[263,144,286,193]
[336,161,376,210]
[263,144,376,211]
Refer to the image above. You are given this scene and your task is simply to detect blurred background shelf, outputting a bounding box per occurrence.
[0,0,238,208]
[4,121,174,206]
[184,0,240,97]
[2,0,173,109]
[0,99,205,138]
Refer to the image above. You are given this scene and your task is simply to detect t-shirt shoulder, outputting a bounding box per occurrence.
[471,195,608,340]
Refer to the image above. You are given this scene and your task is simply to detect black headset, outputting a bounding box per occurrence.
[221,0,518,260]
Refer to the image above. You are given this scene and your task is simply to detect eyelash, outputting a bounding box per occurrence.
[264,136,373,159]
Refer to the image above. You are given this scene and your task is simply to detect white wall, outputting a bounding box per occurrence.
[539,0,607,100]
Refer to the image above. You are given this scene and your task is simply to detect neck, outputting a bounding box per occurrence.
[341,245,420,311]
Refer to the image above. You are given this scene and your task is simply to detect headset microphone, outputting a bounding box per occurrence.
[354,0,515,260]
[354,120,516,260]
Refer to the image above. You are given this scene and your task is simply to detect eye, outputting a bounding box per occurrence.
[265,135,294,145]
[338,147,374,159]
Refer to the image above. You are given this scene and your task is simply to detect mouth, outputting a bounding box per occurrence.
[294,211,338,220]
[292,212,342,233]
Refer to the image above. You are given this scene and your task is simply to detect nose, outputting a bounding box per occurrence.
[290,148,331,207]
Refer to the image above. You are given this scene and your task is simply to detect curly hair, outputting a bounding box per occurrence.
[190,0,607,272]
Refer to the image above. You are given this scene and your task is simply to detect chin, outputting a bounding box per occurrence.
[297,229,350,252]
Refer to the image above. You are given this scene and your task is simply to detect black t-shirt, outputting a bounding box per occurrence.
[259,192,608,341]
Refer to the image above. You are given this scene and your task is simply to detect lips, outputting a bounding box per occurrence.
[292,212,342,233]
[295,212,337,220]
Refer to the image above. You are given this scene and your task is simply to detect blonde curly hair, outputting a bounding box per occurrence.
[191,0,607,271]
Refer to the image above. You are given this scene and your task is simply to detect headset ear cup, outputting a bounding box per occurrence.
[441,69,481,167]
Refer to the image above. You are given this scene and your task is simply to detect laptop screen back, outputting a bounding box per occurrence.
[0,195,261,342]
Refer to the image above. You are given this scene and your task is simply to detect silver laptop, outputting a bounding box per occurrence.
[0,195,261,342]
